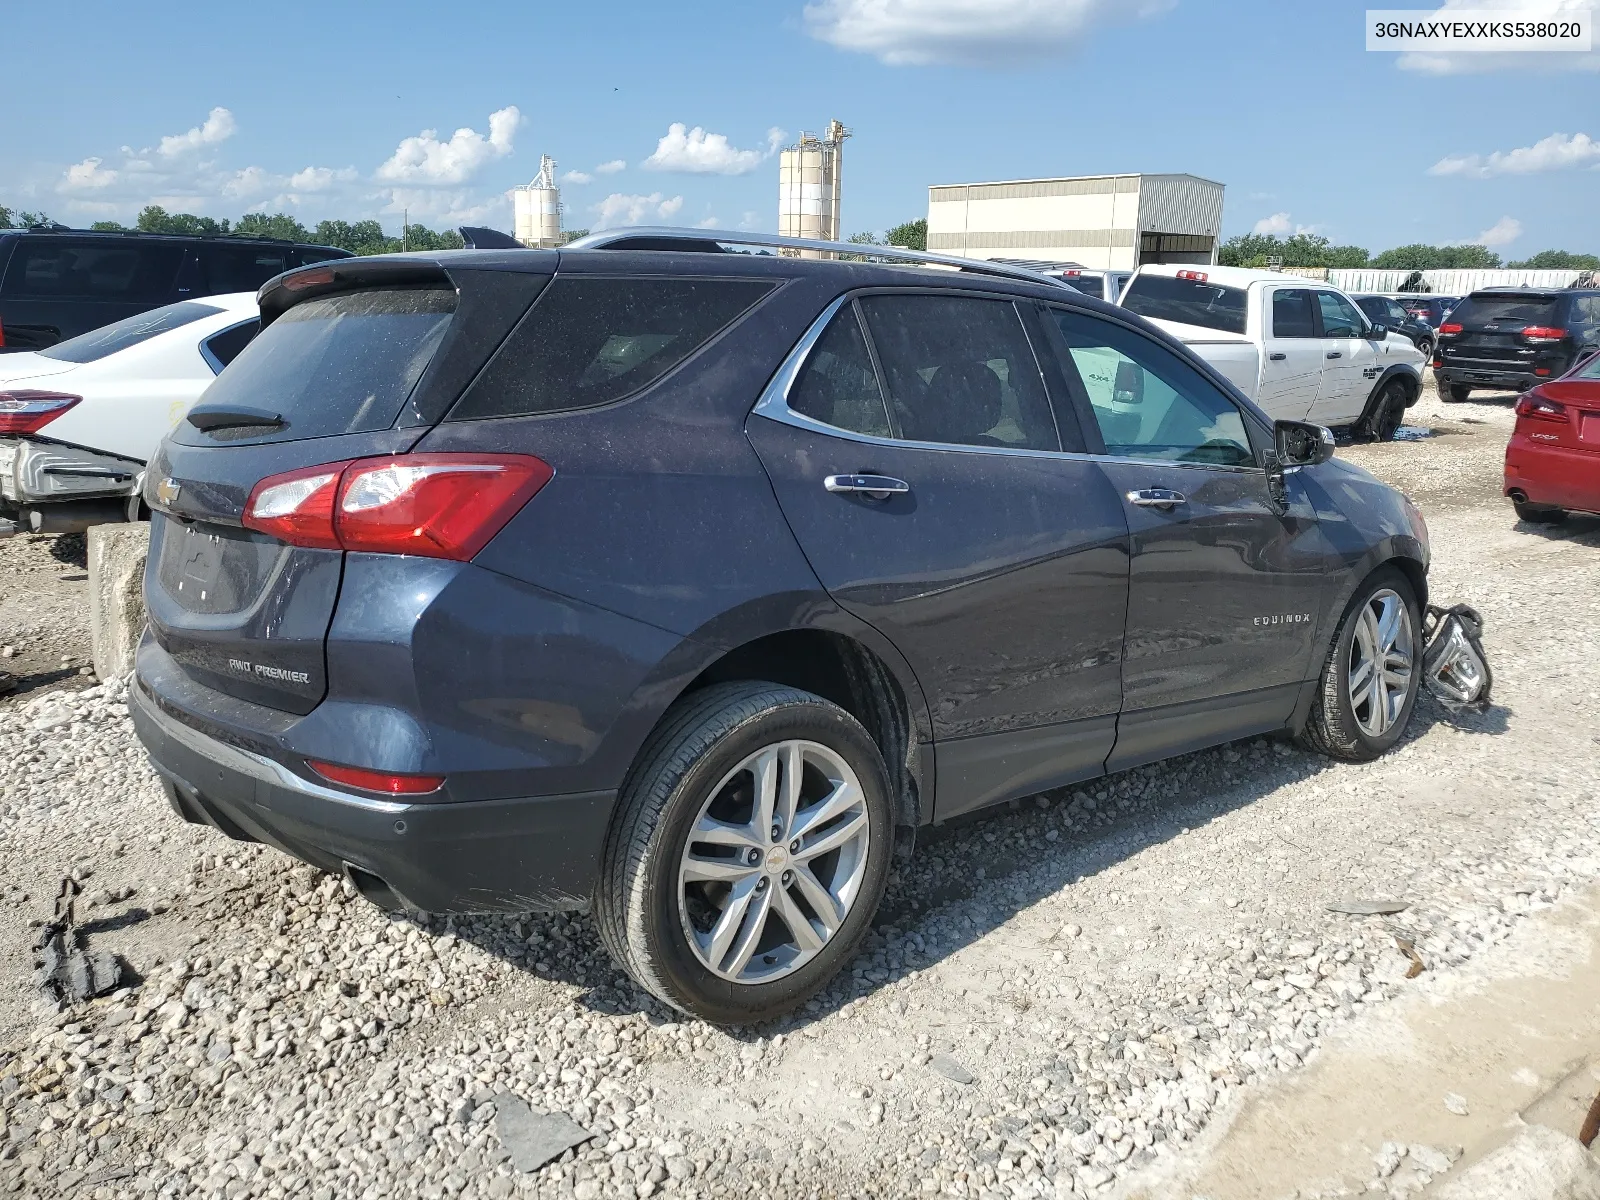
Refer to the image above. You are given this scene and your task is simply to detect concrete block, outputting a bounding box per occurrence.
[1433,1124,1600,1200]
[88,522,151,681]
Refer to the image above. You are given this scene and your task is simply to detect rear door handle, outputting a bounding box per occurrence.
[1268,352,1287,361]
[825,474,909,500]
[1326,350,1342,359]
[1126,488,1186,510]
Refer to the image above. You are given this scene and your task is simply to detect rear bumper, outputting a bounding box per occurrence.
[130,679,614,913]
[1435,365,1541,393]
[1504,438,1600,515]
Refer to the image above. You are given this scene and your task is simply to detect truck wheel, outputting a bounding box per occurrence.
[595,681,894,1024]
[1358,379,1408,442]
[1298,568,1422,762]
[1445,384,1472,403]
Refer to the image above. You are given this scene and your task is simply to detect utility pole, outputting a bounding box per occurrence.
[402,208,408,252]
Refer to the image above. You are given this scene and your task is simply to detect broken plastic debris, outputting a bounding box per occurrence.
[1326,899,1410,916]
[34,878,124,1008]
[494,1092,594,1172]
[1422,604,1493,711]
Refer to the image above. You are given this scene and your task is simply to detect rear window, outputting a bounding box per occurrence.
[38,300,223,363]
[1573,351,1600,380]
[1,238,183,301]
[202,244,292,293]
[1453,295,1563,326]
[449,276,774,420]
[179,287,454,443]
[1056,274,1103,297]
[1121,274,1248,335]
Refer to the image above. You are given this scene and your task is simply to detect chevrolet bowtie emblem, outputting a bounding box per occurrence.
[157,477,182,506]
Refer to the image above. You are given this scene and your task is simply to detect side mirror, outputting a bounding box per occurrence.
[1275,419,1335,468]
[1367,323,1388,340]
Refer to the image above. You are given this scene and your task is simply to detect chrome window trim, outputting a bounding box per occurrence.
[199,317,259,377]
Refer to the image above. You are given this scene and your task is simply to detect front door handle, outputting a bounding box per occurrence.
[825,474,909,501]
[1268,352,1287,361]
[1326,350,1343,359]
[1126,487,1186,511]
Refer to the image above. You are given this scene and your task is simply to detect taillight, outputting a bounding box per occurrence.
[0,317,6,349]
[1431,358,1442,369]
[1522,325,1565,343]
[1176,270,1209,282]
[242,453,553,560]
[307,760,444,795]
[1515,393,1567,422]
[1439,322,1463,335]
[0,390,81,434]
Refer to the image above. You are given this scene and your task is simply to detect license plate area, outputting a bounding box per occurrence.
[156,519,282,616]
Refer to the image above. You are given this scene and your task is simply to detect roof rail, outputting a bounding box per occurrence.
[562,227,1072,290]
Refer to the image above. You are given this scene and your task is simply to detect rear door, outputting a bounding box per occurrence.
[746,291,1131,818]
[143,264,548,714]
[1042,304,1327,770]
[1309,290,1373,425]
[196,243,294,297]
[1259,286,1323,420]
[0,237,185,346]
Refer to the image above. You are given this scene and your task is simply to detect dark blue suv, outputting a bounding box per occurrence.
[131,231,1431,1023]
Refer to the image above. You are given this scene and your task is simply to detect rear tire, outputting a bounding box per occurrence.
[1298,568,1422,762]
[1513,498,1566,524]
[594,681,895,1024]
[1445,384,1472,403]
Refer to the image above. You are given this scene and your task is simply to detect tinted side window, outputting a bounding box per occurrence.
[857,294,1059,451]
[451,277,774,420]
[1568,294,1600,327]
[293,248,344,268]
[202,245,291,293]
[1384,299,1410,325]
[1315,291,1364,337]
[1272,289,1317,338]
[788,306,891,437]
[1,239,183,301]
[1051,309,1255,467]
[201,319,260,373]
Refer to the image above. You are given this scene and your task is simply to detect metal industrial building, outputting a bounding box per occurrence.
[926,173,1225,269]
[513,155,562,248]
[779,121,850,250]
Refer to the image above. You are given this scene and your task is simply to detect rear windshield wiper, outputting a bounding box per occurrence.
[186,406,286,433]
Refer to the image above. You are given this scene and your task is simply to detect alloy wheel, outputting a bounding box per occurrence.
[677,739,871,984]
[1347,588,1414,737]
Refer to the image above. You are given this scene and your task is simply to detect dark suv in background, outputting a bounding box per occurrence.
[131,232,1431,1023]
[1436,287,1600,401]
[1352,294,1437,361]
[0,228,350,351]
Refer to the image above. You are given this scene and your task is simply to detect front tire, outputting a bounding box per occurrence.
[595,681,895,1024]
[1359,379,1408,442]
[1298,568,1422,762]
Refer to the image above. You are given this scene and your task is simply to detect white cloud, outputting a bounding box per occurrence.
[1473,215,1523,246]
[592,191,687,229]
[376,106,522,185]
[290,166,357,191]
[595,159,627,175]
[804,0,1174,65]
[694,215,721,228]
[158,107,238,157]
[1251,212,1320,236]
[60,157,119,191]
[561,170,593,185]
[1429,131,1600,177]
[380,187,504,227]
[222,165,273,199]
[642,124,783,175]
[1397,0,1600,73]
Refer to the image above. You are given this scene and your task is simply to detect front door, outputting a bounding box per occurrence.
[1042,305,1328,771]
[1310,290,1378,426]
[747,292,1131,818]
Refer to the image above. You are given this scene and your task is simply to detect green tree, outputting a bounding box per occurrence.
[135,205,229,236]
[1218,232,1369,269]
[313,219,392,254]
[1370,243,1501,270]
[1507,249,1600,270]
[885,218,927,251]
[0,206,55,229]
[846,231,879,245]
[559,228,590,245]
[235,212,312,242]
[90,220,128,231]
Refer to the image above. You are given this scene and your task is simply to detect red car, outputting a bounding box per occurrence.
[1504,350,1600,523]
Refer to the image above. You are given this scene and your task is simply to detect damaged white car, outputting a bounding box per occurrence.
[0,293,257,536]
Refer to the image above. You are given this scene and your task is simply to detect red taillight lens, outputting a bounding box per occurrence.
[0,318,6,349]
[242,453,553,560]
[307,760,444,795]
[242,463,349,550]
[1515,393,1567,422]
[1431,358,1442,369]
[283,267,337,291]
[1176,270,1209,282]
[1439,322,1463,334]
[1522,325,1565,343]
[0,390,81,434]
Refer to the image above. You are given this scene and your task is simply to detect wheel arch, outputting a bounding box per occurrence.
[1360,364,1422,424]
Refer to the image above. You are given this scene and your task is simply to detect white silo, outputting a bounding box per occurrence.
[513,155,562,247]
[779,120,849,256]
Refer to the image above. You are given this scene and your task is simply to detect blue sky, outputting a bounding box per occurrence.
[4,0,1596,255]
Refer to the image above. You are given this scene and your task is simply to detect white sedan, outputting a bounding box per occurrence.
[0,293,257,533]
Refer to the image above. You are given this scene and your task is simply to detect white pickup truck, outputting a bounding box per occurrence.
[1117,264,1426,440]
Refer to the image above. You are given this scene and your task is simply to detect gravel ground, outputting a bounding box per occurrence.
[2,380,1597,1200]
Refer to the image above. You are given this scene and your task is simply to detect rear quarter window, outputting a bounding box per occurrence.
[1121,274,1248,335]
[175,287,455,444]
[448,276,775,420]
